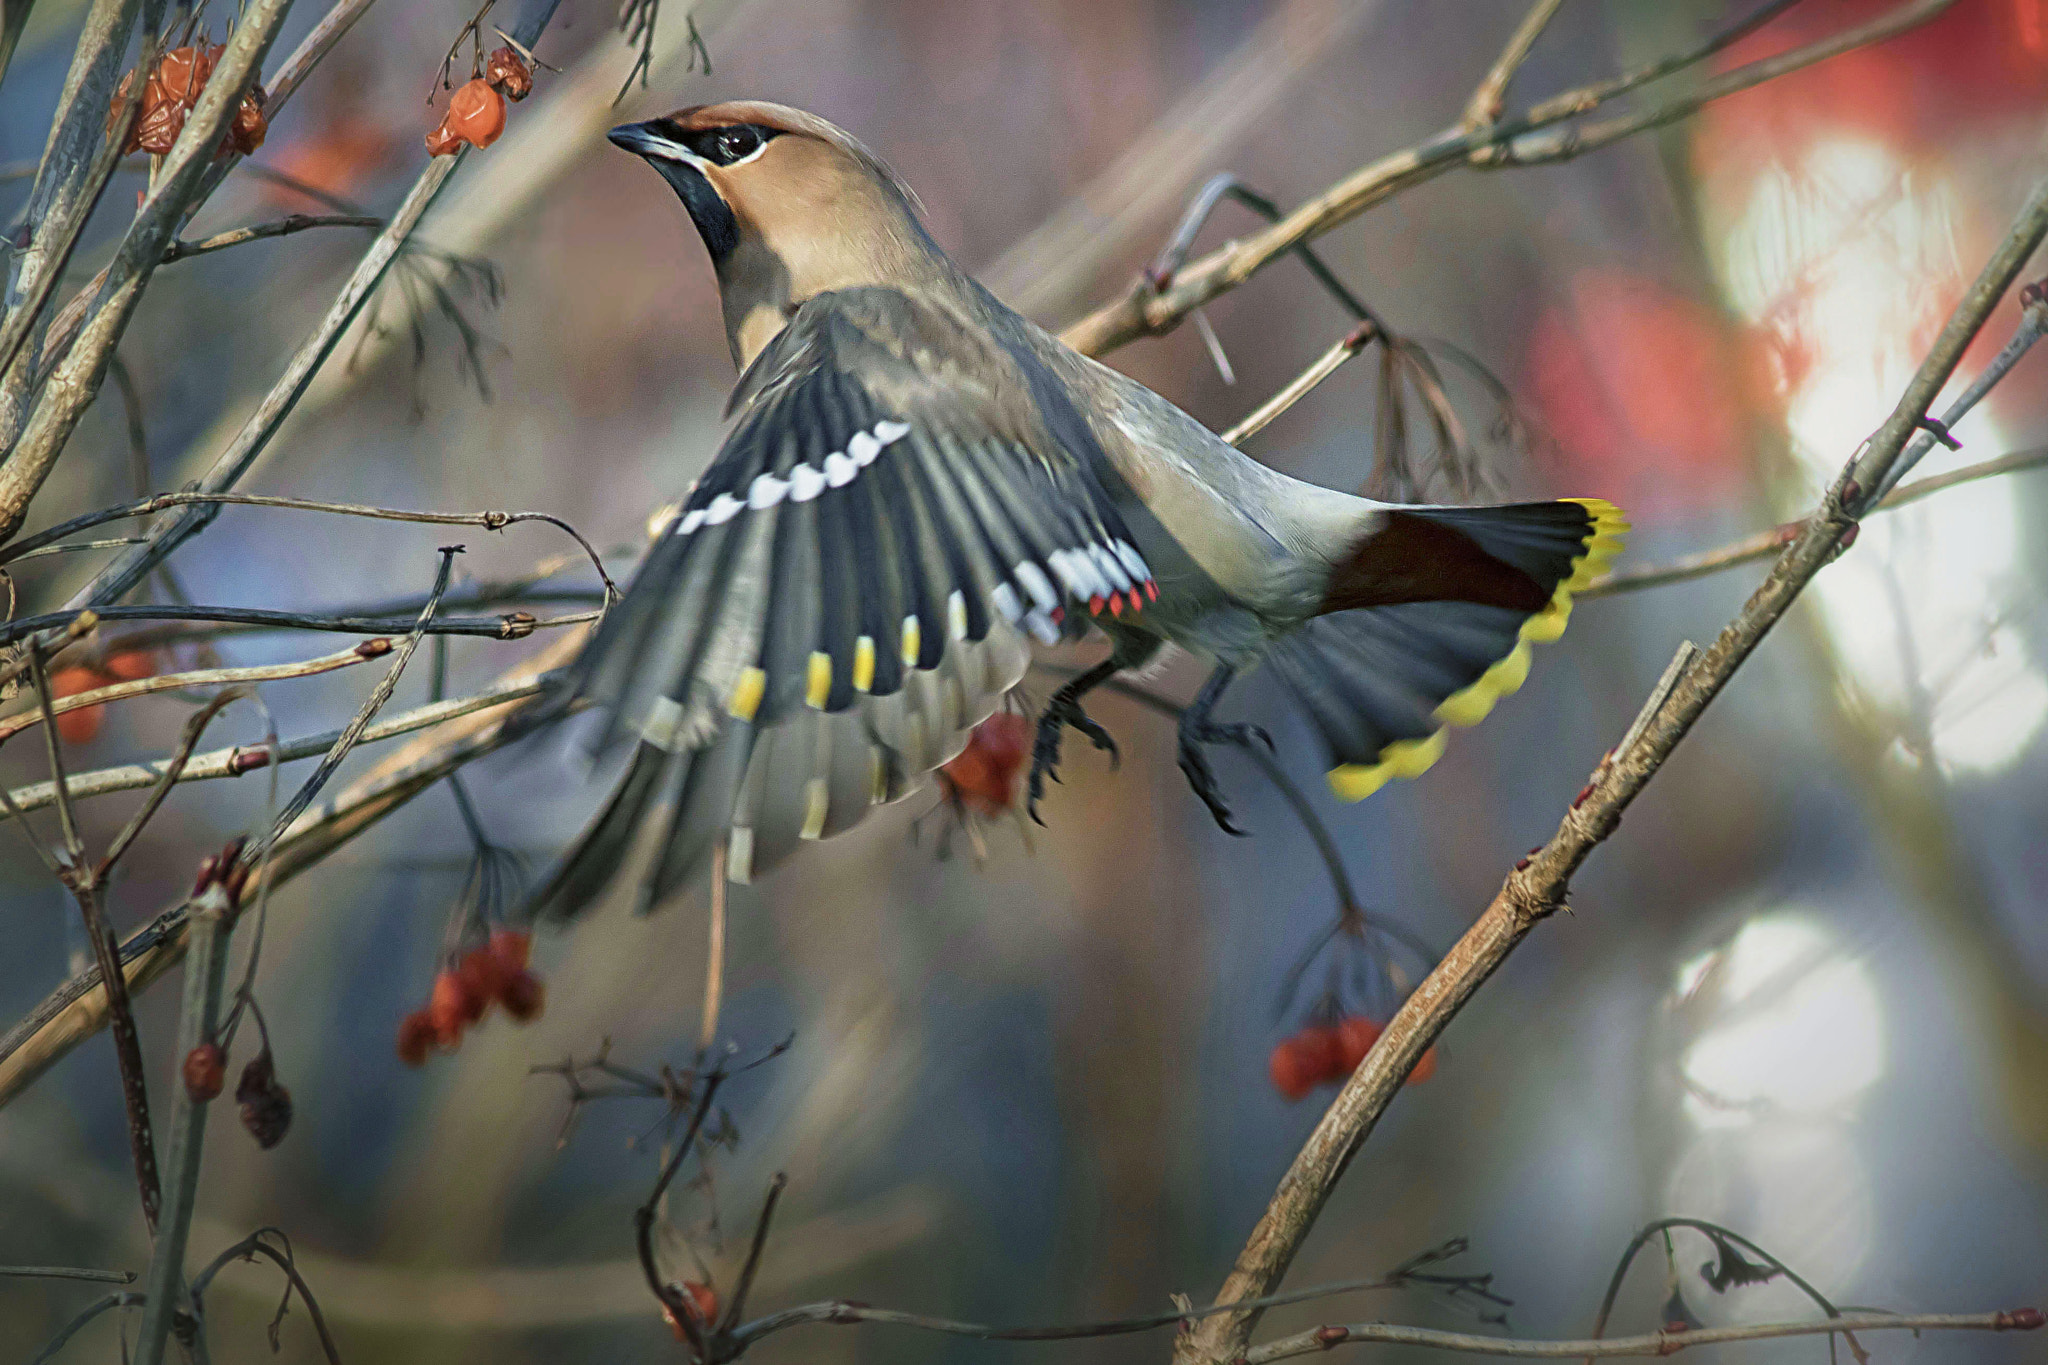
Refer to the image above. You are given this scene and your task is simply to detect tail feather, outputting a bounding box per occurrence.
[1272,497,1626,802]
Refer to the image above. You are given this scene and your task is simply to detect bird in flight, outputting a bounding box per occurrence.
[524,101,1624,921]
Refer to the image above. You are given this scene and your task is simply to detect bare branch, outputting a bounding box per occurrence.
[1221,322,1377,446]
[0,602,591,650]
[0,0,297,543]
[1584,447,2048,598]
[3,488,619,599]
[27,1291,147,1365]
[0,642,387,745]
[1462,0,1569,131]
[255,547,460,852]
[1244,1312,2042,1363]
[1059,0,1951,357]
[0,1266,137,1284]
[162,214,386,263]
[0,674,550,819]
[133,877,241,1365]
[98,689,247,875]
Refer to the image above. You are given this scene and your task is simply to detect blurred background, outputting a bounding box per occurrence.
[3,0,2047,1359]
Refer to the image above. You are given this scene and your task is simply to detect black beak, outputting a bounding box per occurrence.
[609,120,739,263]
[608,121,674,158]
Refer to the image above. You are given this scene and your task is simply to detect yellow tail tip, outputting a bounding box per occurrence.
[1327,497,1627,804]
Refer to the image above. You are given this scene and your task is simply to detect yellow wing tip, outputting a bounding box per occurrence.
[728,667,767,722]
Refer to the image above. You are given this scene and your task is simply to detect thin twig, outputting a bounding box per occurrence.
[0,642,388,745]
[186,1229,344,1364]
[162,214,386,263]
[0,603,590,651]
[0,1266,138,1283]
[4,489,617,600]
[1243,1312,2041,1363]
[1581,1218,1855,1363]
[24,640,165,1232]
[99,689,248,875]
[1059,0,1950,357]
[133,879,242,1365]
[0,675,551,818]
[27,1292,147,1365]
[719,1173,787,1333]
[1221,322,1378,446]
[1462,0,1569,130]
[256,548,460,853]
[1584,447,2048,597]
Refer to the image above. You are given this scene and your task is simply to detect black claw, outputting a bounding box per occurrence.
[1026,688,1121,823]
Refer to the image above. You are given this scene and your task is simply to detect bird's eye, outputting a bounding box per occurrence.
[712,126,762,164]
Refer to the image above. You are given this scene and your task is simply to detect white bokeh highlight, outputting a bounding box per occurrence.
[1715,138,2046,773]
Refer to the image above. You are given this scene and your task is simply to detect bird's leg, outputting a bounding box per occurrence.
[1176,663,1271,836]
[1027,658,1122,826]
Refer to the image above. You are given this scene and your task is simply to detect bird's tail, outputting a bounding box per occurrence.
[1266,497,1626,801]
[522,629,1028,923]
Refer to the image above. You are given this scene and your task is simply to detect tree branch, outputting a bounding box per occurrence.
[1584,446,2048,597]
[162,214,386,263]
[1171,170,2048,1365]
[1244,1311,2042,1363]
[1059,0,1951,357]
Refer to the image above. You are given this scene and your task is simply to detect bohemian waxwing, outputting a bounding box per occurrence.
[524,101,1626,920]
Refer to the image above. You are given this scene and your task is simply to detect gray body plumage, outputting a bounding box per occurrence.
[524,101,1623,921]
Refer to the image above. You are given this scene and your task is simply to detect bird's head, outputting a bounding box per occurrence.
[609,101,942,367]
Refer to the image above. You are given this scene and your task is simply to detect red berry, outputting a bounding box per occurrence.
[499,970,545,1023]
[182,1042,225,1101]
[50,666,111,743]
[1333,1016,1383,1074]
[1406,1045,1438,1085]
[427,970,482,1046]
[663,1280,719,1338]
[455,945,510,1005]
[488,927,531,972]
[395,1010,437,1067]
[1269,1026,1342,1101]
[100,649,155,682]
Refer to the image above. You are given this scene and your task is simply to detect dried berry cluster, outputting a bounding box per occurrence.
[49,648,154,744]
[425,47,533,157]
[395,928,545,1065]
[1268,1015,1436,1101]
[108,45,267,158]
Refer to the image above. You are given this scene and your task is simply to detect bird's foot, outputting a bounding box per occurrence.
[1026,695,1120,826]
[1176,716,1271,836]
